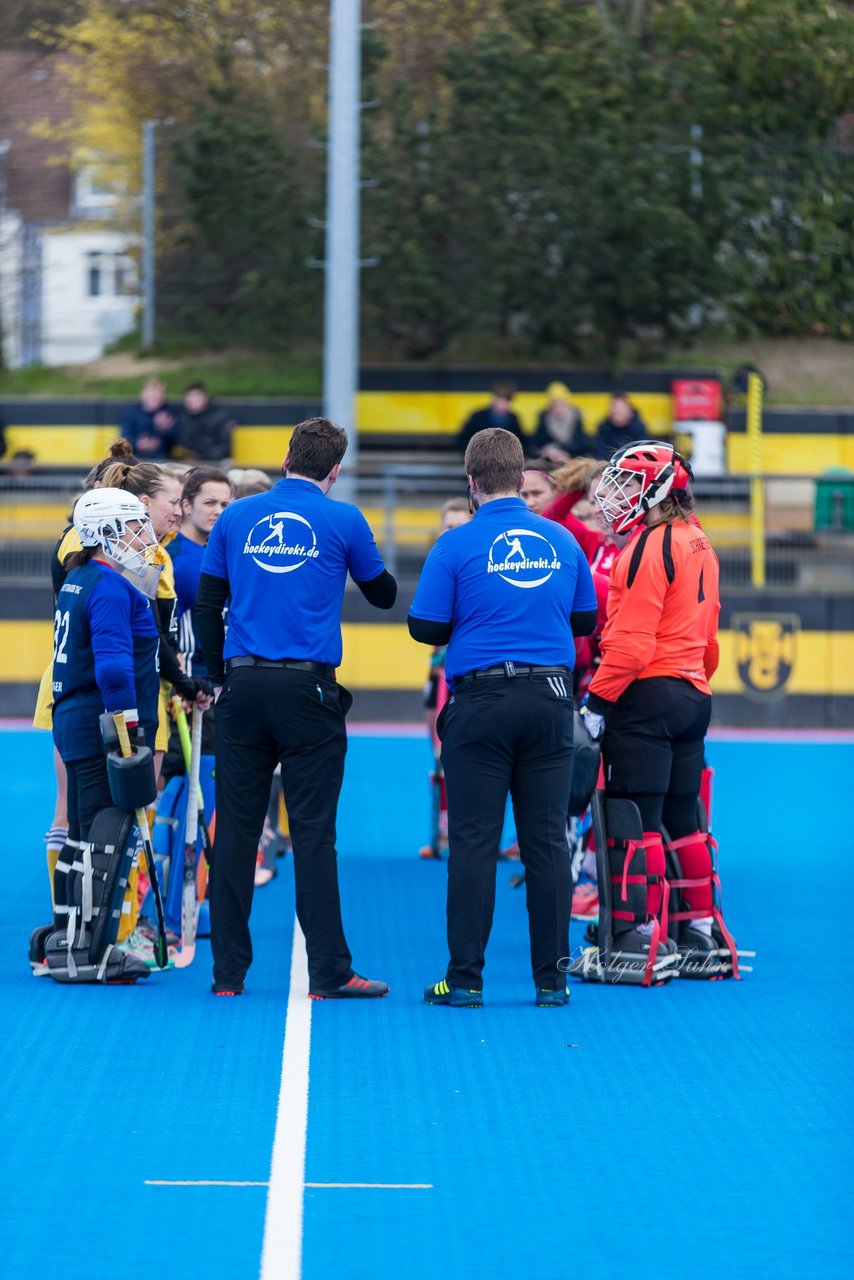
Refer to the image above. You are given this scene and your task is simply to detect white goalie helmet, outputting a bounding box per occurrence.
[73,487,161,595]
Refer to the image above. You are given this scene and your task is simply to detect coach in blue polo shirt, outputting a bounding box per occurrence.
[195,417,396,999]
[409,428,597,1008]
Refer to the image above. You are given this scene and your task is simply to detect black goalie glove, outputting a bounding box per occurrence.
[172,674,214,703]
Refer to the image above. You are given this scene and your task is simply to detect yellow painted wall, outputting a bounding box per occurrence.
[0,621,54,682]
[5,618,853,698]
[1,394,851,475]
[726,433,854,476]
[355,391,674,439]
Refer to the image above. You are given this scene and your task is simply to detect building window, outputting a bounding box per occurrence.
[86,251,137,298]
[75,166,121,213]
[87,252,103,297]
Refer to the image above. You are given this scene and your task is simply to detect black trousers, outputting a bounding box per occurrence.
[210,666,354,991]
[602,676,712,837]
[65,755,112,842]
[438,674,575,991]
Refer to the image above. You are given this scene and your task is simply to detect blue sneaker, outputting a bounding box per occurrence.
[535,986,570,1007]
[424,978,483,1008]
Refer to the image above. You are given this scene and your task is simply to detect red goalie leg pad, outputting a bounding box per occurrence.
[668,831,713,915]
[667,830,740,979]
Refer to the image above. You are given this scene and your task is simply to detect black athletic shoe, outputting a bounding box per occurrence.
[423,978,483,1008]
[212,981,245,997]
[535,986,570,1007]
[309,974,389,1000]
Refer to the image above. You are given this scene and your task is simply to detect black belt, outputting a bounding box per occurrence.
[225,656,336,680]
[455,664,572,690]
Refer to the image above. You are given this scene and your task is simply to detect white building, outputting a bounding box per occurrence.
[0,51,139,368]
[36,225,138,367]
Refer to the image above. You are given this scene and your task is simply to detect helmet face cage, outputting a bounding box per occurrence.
[100,515,159,577]
[74,490,160,590]
[594,441,678,535]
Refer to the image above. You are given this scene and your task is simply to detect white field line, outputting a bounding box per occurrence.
[259,919,312,1280]
[144,1181,433,1189]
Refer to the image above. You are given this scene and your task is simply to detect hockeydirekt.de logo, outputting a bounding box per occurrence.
[488,529,561,588]
[243,511,319,574]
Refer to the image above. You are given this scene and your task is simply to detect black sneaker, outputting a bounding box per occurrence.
[535,986,570,1007]
[423,978,483,1008]
[212,981,244,997]
[309,974,389,1000]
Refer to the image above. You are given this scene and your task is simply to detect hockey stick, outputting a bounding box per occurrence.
[174,704,203,968]
[430,754,443,857]
[172,696,213,896]
[113,712,169,970]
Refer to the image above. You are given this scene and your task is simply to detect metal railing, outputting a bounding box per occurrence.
[1,466,853,590]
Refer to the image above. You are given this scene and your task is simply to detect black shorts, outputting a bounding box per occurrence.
[603,676,711,799]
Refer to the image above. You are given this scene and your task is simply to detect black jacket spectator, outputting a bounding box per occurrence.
[594,397,649,461]
[457,406,525,452]
[455,382,525,452]
[176,384,236,462]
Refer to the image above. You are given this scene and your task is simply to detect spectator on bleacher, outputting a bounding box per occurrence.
[594,392,648,461]
[455,380,525,453]
[1,450,37,476]
[529,382,589,463]
[120,378,178,461]
[175,382,236,464]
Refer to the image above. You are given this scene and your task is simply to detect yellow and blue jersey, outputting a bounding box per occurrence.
[52,561,160,761]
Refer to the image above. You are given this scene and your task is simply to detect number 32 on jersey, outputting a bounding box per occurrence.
[53,609,70,664]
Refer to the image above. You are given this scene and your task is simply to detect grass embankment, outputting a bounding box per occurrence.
[0,336,851,406]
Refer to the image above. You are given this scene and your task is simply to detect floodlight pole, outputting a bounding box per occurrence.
[323,0,361,500]
[142,120,156,349]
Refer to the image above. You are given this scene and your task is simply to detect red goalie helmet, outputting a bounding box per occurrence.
[594,440,693,535]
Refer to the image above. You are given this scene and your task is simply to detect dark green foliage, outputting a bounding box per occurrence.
[159,0,854,358]
[156,64,322,347]
[362,0,854,358]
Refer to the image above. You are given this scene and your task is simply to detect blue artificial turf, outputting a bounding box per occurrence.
[0,728,851,1279]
